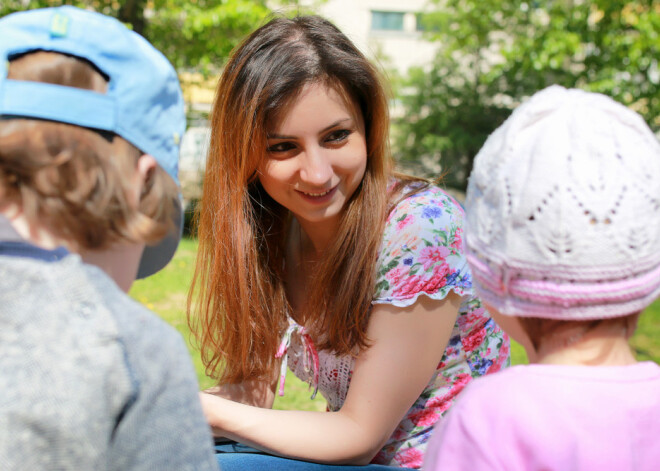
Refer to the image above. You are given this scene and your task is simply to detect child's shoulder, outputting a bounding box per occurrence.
[83,264,184,351]
[458,362,660,411]
[457,365,530,400]
[80,262,195,386]
[451,364,573,415]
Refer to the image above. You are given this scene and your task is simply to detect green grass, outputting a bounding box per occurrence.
[129,238,326,411]
[130,238,659,410]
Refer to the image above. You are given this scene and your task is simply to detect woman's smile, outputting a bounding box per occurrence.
[296,185,338,202]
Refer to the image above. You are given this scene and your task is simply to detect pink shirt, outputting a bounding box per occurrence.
[424,362,660,471]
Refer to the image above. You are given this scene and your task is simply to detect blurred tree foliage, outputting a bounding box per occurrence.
[0,0,310,72]
[397,0,660,190]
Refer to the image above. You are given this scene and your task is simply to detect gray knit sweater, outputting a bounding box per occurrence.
[0,218,218,470]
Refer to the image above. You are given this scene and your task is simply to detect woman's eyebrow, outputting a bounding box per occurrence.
[267,118,352,139]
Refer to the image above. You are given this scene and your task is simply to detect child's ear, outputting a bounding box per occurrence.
[137,153,157,184]
[132,154,157,205]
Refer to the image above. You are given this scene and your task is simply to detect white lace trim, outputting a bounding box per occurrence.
[371,284,470,308]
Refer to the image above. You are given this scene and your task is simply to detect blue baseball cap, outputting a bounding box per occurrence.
[0,6,186,278]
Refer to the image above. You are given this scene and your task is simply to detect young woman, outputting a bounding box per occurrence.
[189,15,509,470]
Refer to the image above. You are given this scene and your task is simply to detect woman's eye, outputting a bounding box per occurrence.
[325,129,351,144]
[267,142,296,154]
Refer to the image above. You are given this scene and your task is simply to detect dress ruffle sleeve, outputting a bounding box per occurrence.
[372,185,473,307]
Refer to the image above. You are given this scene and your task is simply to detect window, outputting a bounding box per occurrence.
[371,11,405,31]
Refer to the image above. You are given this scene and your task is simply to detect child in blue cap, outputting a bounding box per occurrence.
[0,6,218,470]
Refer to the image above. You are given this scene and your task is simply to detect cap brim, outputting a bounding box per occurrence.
[136,195,183,279]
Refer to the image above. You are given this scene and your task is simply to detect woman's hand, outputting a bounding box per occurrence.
[199,391,227,437]
[200,379,277,437]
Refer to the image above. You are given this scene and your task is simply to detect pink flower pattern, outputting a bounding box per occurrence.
[396,213,415,231]
[287,185,510,469]
[370,185,510,468]
[418,245,451,270]
[461,328,488,353]
[392,446,425,468]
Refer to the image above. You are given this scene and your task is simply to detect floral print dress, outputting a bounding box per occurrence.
[279,185,510,469]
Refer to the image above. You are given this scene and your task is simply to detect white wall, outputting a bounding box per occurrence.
[295,0,438,76]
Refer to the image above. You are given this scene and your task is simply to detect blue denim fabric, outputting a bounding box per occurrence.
[215,443,402,470]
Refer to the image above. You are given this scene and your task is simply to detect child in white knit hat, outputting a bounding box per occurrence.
[423,85,660,471]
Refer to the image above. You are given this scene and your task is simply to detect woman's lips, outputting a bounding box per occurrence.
[296,185,338,204]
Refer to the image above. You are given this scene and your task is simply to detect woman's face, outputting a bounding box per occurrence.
[258,82,367,236]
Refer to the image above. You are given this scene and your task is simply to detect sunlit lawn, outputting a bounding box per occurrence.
[129,238,327,411]
[130,238,660,411]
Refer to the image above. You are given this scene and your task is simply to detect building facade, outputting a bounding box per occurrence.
[296,0,437,75]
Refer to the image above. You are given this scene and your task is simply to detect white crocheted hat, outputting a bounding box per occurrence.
[465,85,660,320]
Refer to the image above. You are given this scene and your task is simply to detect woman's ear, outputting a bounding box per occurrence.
[131,154,158,206]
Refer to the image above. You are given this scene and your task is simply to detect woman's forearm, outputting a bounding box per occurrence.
[200,294,460,465]
[200,393,385,465]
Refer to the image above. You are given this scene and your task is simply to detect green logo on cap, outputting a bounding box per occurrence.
[50,13,70,38]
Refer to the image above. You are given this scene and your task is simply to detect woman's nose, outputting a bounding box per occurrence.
[299,147,332,185]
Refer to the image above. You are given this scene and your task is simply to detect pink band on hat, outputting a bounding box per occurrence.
[469,252,660,305]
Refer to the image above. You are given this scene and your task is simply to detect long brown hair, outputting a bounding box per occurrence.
[189,16,397,384]
[0,52,177,251]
